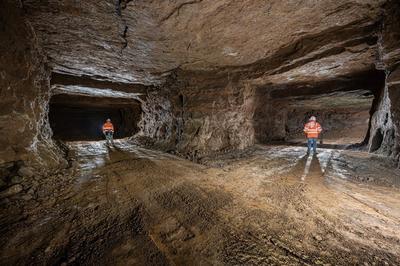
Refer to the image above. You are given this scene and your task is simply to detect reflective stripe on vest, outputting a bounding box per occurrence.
[103,123,114,131]
[304,122,322,138]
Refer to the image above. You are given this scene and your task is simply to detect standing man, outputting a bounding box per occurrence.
[303,116,322,155]
[102,118,114,145]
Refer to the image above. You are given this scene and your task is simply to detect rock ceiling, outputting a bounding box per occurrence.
[24,0,386,88]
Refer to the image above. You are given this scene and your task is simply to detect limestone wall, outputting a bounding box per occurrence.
[0,1,63,170]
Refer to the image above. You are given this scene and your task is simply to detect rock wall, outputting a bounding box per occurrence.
[368,0,400,166]
[136,87,177,150]
[253,88,287,142]
[0,1,63,170]
[286,108,370,144]
[176,77,255,158]
[253,96,371,144]
[135,75,256,159]
[2,0,399,166]
[387,69,400,165]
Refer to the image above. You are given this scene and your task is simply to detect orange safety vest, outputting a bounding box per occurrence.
[102,122,114,132]
[303,121,322,138]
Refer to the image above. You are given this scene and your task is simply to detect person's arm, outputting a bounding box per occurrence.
[303,124,309,137]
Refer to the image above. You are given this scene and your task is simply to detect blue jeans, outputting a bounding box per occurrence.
[104,131,113,143]
[307,138,317,153]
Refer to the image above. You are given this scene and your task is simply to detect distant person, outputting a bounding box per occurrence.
[303,116,322,155]
[102,118,114,145]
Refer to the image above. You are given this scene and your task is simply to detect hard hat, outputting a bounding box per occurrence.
[309,116,316,121]
[106,118,111,122]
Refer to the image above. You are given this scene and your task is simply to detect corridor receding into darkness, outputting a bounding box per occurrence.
[49,94,142,141]
[1,1,400,265]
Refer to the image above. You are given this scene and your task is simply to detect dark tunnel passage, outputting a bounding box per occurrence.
[49,94,142,141]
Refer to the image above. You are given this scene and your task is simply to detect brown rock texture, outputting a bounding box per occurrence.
[136,86,177,149]
[2,143,400,265]
[286,108,371,144]
[23,0,385,83]
[2,1,400,264]
[1,0,400,164]
[368,0,400,165]
[173,75,256,158]
[0,1,63,169]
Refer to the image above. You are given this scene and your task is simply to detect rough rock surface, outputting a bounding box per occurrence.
[368,0,400,165]
[1,142,400,265]
[1,0,399,166]
[23,0,385,83]
[1,1,400,264]
[286,108,371,144]
[172,75,255,157]
[0,1,63,169]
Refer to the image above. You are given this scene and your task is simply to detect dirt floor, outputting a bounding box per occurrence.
[1,141,400,265]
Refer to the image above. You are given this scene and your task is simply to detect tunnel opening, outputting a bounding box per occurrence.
[284,107,371,145]
[49,94,142,141]
[254,70,386,147]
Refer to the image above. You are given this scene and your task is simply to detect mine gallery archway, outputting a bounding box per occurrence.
[49,93,142,141]
[253,70,386,147]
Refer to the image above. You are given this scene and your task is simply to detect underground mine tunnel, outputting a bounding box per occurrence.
[255,69,387,146]
[1,0,400,265]
[49,93,142,141]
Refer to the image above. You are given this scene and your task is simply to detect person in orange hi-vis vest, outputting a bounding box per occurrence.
[303,116,322,155]
[102,118,114,145]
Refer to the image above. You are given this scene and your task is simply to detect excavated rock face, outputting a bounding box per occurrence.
[0,1,63,170]
[161,72,256,158]
[22,0,385,83]
[136,86,176,149]
[2,2,400,264]
[368,0,400,165]
[256,70,385,144]
[1,0,400,164]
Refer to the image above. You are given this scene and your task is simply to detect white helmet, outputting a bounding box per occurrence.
[309,116,316,121]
